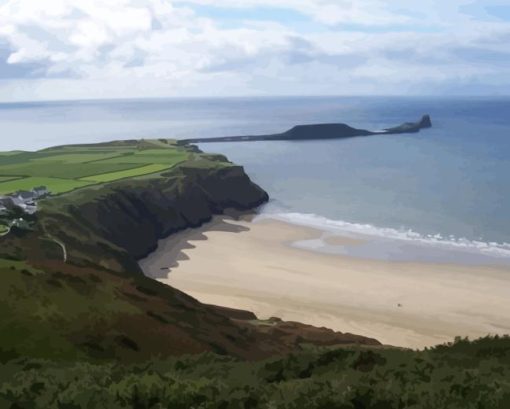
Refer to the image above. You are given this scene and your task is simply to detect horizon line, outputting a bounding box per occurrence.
[1,94,510,105]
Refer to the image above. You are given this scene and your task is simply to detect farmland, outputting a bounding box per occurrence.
[0,139,190,195]
[0,177,93,195]
[0,176,21,183]
[81,164,171,183]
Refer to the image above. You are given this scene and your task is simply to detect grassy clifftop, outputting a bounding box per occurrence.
[0,139,190,195]
[1,140,266,272]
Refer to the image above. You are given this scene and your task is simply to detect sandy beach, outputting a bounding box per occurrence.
[140,215,510,349]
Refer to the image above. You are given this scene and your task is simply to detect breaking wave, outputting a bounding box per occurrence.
[256,212,510,259]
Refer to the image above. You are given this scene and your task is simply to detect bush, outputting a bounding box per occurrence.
[1,337,510,408]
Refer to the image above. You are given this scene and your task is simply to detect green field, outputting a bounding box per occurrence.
[0,161,148,179]
[92,149,189,164]
[0,224,8,234]
[80,164,172,183]
[0,151,25,157]
[0,140,190,195]
[0,177,93,195]
[0,176,21,183]
[33,152,124,163]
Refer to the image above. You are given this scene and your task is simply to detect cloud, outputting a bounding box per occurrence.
[0,0,509,101]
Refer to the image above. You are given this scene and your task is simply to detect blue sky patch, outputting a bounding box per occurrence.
[485,5,510,20]
[185,3,326,32]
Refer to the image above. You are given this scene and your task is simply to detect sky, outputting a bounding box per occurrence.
[0,0,509,101]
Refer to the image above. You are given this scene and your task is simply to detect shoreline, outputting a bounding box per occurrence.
[257,213,510,265]
[139,214,510,349]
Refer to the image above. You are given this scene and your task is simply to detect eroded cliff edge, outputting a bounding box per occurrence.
[0,141,380,362]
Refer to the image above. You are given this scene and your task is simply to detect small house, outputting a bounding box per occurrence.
[32,186,49,198]
[24,205,37,215]
[0,196,15,209]
[16,202,37,215]
[15,190,36,203]
[9,196,25,206]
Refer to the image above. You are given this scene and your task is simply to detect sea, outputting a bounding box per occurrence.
[1,96,509,266]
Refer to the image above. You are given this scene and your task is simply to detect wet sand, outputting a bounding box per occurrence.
[139,215,510,348]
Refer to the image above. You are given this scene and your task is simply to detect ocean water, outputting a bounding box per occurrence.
[1,96,509,265]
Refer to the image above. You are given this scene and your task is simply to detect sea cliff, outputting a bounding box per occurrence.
[0,141,379,362]
[37,160,269,273]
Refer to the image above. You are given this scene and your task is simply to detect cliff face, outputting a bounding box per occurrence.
[37,161,268,274]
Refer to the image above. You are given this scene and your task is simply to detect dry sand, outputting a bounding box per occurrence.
[139,215,510,349]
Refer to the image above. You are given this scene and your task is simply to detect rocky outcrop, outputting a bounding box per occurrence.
[384,115,432,134]
[420,114,432,128]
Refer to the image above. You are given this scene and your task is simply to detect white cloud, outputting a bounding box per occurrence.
[0,0,509,100]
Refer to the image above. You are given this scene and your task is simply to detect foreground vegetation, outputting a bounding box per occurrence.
[0,139,189,195]
[1,336,509,409]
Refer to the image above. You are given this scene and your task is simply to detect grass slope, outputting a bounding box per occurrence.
[0,176,21,183]
[0,177,93,195]
[80,164,171,183]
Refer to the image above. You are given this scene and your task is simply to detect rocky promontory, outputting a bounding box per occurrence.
[179,115,432,144]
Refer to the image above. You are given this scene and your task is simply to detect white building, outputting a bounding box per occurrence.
[14,190,36,203]
[0,196,15,209]
[0,186,49,216]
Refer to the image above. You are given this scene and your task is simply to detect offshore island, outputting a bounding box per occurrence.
[1,121,510,407]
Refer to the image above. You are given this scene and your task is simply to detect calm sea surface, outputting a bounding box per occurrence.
[1,96,509,264]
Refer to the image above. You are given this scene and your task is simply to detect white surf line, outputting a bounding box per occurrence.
[259,212,510,259]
